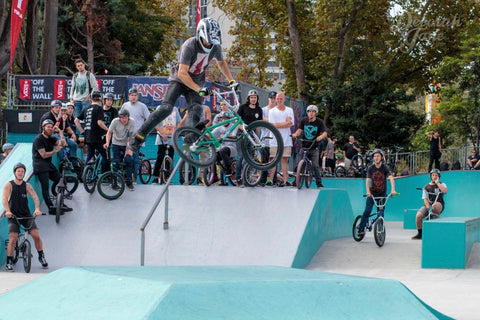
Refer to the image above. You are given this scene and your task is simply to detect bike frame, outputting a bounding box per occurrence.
[364,194,396,228]
[417,187,442,220]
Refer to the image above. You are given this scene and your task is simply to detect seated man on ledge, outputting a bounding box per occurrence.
[467,149,480,170]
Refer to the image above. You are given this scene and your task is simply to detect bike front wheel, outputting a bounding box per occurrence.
[179,161,197,185]
[335,165,346,177]
[160,156,173,184]
[202,164,216,186]
[173,126,217,168]
[242,163,262,187]
[22,239,32,273]
[82,165,97,194]
[97,171,125,200]
[374,217,386,247]
[296,160,306,189]
[240,120,283,170]
[139,158,152,184]
[352,215,365,242]
[55,191,63,224]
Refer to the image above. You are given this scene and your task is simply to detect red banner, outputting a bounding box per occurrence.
[196,0,201,26]
[54,79,66,100]
[19,78,31,100]
[10,0,28,73]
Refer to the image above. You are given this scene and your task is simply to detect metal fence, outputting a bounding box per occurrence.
[386,146,475,176]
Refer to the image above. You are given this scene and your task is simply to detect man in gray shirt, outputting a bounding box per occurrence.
[69,58,98,118]
[129,17,237,152]
[104,109,136,190]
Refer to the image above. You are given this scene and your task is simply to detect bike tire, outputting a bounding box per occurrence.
[374,217,386,247]
[22,239,32,273]
[352,215,365,242]
[139,158,152,184]
[335,165,346,177]
[305,164,313,188]
[242,163,262,187]
[179,162,196,185]
[296,160,306,189]
[160,156,173,184]
[97,171,125,200]
[69,156,85,182]
[64,175,79,197]
[55,191,63,224]
[82,165,97,194]
[351,154,364,170]
[227,162,237,186]
[240,120,283,171]
[173,126,217,168]
[12,242,19,264]
[202,164,216,186]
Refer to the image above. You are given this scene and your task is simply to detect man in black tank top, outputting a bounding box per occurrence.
[426,130,442,171]
[3,163,49,272]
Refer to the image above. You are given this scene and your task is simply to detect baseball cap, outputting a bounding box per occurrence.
[269,91,277,98]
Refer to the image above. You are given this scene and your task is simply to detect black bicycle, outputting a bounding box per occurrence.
[295,139,318,189]
[53,150,78,223]
[9,215,36,273]
[138,152,152,184]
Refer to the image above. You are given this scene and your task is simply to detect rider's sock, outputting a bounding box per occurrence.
[38,250,44,257]
[418,229,422,236]
[6,256,13,263]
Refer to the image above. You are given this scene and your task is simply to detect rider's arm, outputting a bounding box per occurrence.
[2,182,12,218]
[178,64,202,92]
[273,116,292,129]
[104,129,113,148]
[292,128,303,139]
[436,181,448,194]
[388,175,396,195]
[316,131,327,142]
[178,112,187,127]
[26,183,42,216]
[97,119,109,132]
[74,118,84,134]
[37,145,61,159]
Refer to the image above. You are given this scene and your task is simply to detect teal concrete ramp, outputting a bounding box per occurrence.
[0,266,451,320]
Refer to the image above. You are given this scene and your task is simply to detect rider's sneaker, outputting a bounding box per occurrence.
[38,254,49,269]
[62,204,73,212]
[129,134,145,153]
[195,119,209,131]
[5,262,14,272]
[265,181,274,187]
[48,206,64,215]
[411,233,422,240]
[126,181,135,191]
[357,229,365,237]
[317,183,325,188]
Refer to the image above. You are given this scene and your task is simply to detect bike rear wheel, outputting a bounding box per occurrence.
[97,171,125,200]
[173,126,217,168]
[352,215,365,242]
[22,239,32,273]
[240,120,283,170]
[139,158,152,184]
[55,191,63,224]
[242,163,262,187]
[296,160,306,189]
[51,175,79,198]
[160,156,173,184]
[82,165,97,193]
[351,154,364,170]
[374,217,386,247]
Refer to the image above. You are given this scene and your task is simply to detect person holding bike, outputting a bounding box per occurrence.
[212,111,238,177]
[291,104,327,188]
[152,106,182,184]
[128,17,237,153]
[3,163,48,272]
[357,149,396,237]
[411,168,448,240]
[104,109,136,191]
[33,119,72,215]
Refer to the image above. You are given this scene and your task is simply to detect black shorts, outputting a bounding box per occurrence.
[8,218,38,234]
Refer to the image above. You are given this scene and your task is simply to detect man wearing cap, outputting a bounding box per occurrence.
[33,119,70,215]
[128,17,237,153]
[104,109,136,191]
[0,143,14,164]
[235,89,263,186]
[103,92,119,130]
[39,100,62,132]
[120,88,151,181]
[292,104,327,188]
[75,91,109,173]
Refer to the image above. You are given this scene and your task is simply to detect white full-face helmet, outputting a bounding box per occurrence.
[196,17,222,53]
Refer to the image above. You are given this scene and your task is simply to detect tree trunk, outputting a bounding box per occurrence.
[285,0,307,102]
[40,0,58,74]
[87,33,95,74]
[23,0,39,74]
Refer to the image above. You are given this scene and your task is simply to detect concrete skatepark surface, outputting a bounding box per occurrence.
[0,183,479,319]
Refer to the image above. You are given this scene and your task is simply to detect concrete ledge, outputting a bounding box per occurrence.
[422,217,480,268]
